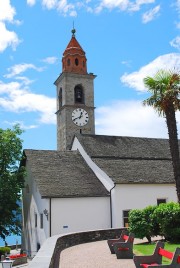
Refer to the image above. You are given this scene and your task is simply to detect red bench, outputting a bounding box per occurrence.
[107,230,134,259]
[134,241,180,268]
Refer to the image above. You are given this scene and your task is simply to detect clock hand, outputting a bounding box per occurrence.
[73,112,83,121]
[79,112,83,119]
[73,116,80,121]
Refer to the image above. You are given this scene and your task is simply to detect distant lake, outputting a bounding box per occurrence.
[0,235,21,247]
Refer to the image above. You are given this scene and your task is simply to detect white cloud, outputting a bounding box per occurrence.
[95,100,180,139]
[0,80,56,124]
[29,0,156,16]
[129,0,155,12]
[121,53,180,92]
[175,0,180,13]
[95,0,155,13]
[4,63,45,78]
[0,22,20,53]
[142,5,160,24]
[121,60,132,67]
[4,120,38,130]
[27,0,36,6]
[0,0,16,22]
[42,56,58,64]
[42,0,57,9]
[15,76,35,86]
[41,0,76,16]
[176,22,180,29]
[57,0,75,14]
[170,36,180,50]
[0,1,21,52]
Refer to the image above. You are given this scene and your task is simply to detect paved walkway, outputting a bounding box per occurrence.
[60,240,135,268]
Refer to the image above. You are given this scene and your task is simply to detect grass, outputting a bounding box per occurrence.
[134,242,180,264]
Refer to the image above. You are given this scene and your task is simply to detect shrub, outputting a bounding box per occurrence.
[144,205,160,237]
[129,205,160,242]
[128,209,152,242]
[0,246,11,257]
[153,202,180,242]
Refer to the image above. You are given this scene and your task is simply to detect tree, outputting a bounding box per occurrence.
[143,69,180,203]
[128,205,158,243]
[0,124,25,241]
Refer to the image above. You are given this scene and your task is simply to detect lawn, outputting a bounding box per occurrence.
[134,242,180,264]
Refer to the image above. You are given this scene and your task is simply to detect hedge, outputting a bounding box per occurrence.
[128,202,180,243]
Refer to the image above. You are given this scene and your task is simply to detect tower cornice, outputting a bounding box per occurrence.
[54,72,96,86]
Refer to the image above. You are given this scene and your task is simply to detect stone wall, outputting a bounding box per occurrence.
[12,256,27,266]
[49,228,126,268]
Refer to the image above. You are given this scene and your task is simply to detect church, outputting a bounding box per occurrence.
[21,29,177,257]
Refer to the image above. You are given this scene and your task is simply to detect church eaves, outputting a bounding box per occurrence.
[22,149,109,198]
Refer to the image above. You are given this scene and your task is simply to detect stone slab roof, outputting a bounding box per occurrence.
[23,149,109,198]
[75,134,172,159]
[93,158,174,184]
[75,134,175,184]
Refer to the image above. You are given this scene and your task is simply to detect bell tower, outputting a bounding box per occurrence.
[54,28,96,150]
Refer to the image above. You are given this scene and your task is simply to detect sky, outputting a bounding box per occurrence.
[1,0,180,150]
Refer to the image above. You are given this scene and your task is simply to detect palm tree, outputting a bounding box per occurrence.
[143,69,180,203]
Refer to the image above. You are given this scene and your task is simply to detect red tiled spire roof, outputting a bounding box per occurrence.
[62,29,87,74]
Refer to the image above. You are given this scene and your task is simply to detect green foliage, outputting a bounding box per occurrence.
[153,202,180,242]
[143,69,180,116]
[129,205,158,242]
[144,205,160,237]
[128,209,152,242]
[143,69,180,203]
[0,246,11,256]
[129,202,180,243]
[0,124,25,241]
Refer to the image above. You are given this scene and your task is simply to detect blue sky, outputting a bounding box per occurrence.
[1,0,180,150]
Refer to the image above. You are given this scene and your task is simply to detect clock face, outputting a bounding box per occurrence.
[72,108,89,126]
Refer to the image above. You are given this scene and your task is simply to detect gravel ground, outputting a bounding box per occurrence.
[59,240,136,268]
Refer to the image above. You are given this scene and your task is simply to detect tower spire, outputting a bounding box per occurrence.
[71,22,76,36]
[62,26,87,74]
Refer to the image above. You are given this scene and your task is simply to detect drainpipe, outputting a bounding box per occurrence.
[110,183,116,228]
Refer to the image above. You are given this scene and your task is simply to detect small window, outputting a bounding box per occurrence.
[35,213,37,227]
[40,213,43,229]
[67,59,70,66]
[157,199,166,205]
[75,58,79,66]
[123,210,130,227]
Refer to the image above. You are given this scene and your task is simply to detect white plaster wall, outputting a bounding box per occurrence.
[22,161,50,257]
[112,184,177,228]
[51,197,110,235]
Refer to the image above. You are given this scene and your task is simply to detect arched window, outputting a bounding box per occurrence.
[74,85,84,103]
[67,59,70,66]
[75,58,79,66]
[59,88,62,108]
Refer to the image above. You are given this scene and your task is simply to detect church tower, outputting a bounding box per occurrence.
[54,29,96,150]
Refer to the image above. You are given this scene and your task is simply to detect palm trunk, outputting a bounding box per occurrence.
[165,103,180,203]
